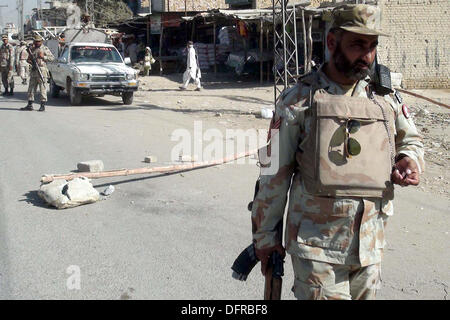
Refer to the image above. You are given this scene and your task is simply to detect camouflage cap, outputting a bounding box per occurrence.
[331,4,389,37]
[1,34,8,40]
[33,34,43,42]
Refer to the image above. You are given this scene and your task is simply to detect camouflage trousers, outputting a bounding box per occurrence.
[1,68,14,90]
[291,256,381,300]
[18,60,29,81]
[27,75,48,102]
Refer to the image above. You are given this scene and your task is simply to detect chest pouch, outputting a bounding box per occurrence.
[298,89,395,198]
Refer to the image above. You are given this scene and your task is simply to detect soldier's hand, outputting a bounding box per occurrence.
[391,156,420,186]
[255,244,285,275]
[39,52,45,59]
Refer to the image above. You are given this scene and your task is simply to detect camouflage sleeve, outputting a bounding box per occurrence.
[44,47,55,63]
[9,46,14,67]
[251,85,302,250]
[385,92,425,173]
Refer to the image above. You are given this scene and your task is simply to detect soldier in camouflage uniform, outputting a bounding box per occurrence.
[251,4,425,300]
[0,34,15,96]
[21,34,54,112]
[16,40,30,85]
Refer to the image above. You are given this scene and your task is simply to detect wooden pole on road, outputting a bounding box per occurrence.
[41,149,259,183]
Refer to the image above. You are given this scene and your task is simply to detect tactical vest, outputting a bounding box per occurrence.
[298,88,396,198]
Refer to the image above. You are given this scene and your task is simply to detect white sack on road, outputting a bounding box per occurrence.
[38,177,100,209]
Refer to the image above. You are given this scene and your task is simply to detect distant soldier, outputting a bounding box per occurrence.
[21,34,55,112]
[15,40,30,85]
[0,34,15,96]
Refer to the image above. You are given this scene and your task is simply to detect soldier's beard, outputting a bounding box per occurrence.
[333,42,373,81]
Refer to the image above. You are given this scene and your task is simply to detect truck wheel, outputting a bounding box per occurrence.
[122,92,133,105]
[50,77,60,98]
[68,80,82,105]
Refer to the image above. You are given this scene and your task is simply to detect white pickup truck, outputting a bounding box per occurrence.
[48,42,139,105]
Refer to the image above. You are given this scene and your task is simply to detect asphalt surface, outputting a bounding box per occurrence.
[0,81,448,300]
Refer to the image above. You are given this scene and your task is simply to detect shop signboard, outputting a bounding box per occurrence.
[225,0,252,5]
[138,0,152,15]
[150,14,161,34]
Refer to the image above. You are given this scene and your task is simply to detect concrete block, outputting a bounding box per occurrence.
[77,160,104,173]
[144,156,158,163]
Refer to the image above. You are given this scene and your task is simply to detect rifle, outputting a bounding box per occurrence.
[27,45,46,87]
[263,221,284,300]
[231,179,285,300]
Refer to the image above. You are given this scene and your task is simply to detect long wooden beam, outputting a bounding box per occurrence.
[41,149,258,183]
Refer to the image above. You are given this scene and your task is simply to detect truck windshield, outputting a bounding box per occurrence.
[70,46,123,63]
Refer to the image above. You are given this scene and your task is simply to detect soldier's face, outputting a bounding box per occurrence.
[329,31,378,81]
[2,39,7,45]
[34,41,42,48]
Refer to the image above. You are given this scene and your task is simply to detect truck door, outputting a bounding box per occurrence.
[54,46,69,85]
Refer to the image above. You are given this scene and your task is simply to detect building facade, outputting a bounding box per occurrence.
[124,0,448,89]
[378,0,449,88]
[159,0,274,12]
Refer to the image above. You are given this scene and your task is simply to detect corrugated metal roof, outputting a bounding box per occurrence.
[181,9,274,22]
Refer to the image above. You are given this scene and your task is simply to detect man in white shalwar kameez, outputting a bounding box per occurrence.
[180,41,202,91]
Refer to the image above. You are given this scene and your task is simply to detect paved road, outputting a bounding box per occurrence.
[0,81,448,300]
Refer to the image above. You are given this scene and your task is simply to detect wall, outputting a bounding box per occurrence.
[255,0,275,8]
[166,0,228,11]
[165,0,276,11]
[378,0,449,88]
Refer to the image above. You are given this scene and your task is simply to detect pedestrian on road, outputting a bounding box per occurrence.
[0,34,15,96]
[180,41,202,91]
[250,4,425,300]
[21,34,55,112]
[143,47,155,76]
[16,41,30,85]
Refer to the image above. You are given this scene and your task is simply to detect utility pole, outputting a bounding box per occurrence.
[18,0,24,40]
[0,4,8,34]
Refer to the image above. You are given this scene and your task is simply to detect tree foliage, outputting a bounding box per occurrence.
[75,0,133,27]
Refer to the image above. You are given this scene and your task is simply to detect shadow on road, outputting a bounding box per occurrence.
[19,190,53,209]
[179,93,271,105]
[92,165,218,189]
[100,103,257,116]
[47,93,126,108]
[160,72,273,90]
[0,91,123,109]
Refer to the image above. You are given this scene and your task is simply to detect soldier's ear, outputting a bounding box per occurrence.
[327,32,337,54]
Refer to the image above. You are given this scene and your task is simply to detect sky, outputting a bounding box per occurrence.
[1,0,50,29]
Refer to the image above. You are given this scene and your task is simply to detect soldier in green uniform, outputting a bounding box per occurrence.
[21,34,54,112]
[251,4,424,300]
[0,34,15,96]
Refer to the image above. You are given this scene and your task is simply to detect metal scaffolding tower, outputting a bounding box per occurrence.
[86,0,95,24]
[272,0,300,105]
